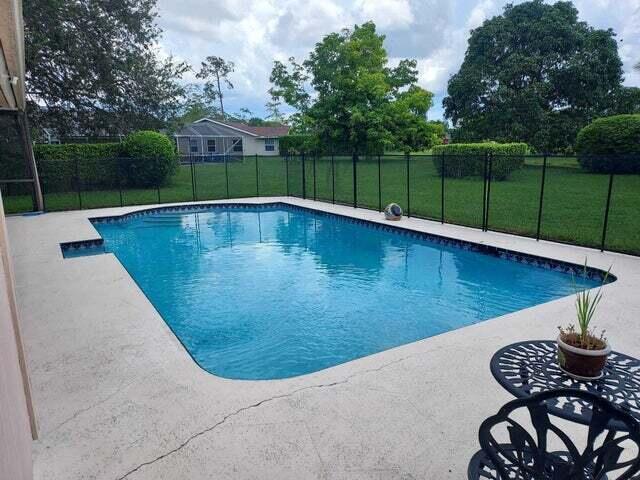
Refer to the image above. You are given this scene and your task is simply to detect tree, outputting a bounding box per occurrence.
[238,108,253,120]
[265,99,285,122]
[24,0,189,136]
[443,0,625,152]
[165,84,221,134]
[196,56,234,116]
[269,22,435,153]
[610,87,640,114]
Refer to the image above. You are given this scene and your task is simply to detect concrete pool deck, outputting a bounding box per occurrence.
[7,197,640,479]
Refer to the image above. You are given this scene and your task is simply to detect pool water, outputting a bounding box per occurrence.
[92,204,600,380]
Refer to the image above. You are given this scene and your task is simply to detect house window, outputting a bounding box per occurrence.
[189,138,198,153]
[207,139,216,153]
[264,138,275,152]
[233,138,243,152]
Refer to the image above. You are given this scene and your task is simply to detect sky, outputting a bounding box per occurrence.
[155,0,640,121]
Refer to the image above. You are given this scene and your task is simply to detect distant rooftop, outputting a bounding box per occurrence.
[224,122,290,137]
[176,118,289,138]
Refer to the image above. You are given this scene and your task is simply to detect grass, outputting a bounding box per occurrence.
[3,155,639,255]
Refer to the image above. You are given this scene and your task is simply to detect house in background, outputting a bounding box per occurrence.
[174,118,289,158]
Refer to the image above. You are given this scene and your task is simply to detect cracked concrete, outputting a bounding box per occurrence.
[48,376,140,435]
[117,356,413,479]
[7,197,640,479]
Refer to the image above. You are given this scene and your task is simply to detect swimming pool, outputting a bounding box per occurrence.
[81,203,604,380]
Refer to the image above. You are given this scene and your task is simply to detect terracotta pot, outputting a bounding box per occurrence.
[557,335,611,380]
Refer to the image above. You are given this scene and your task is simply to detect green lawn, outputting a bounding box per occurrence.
[3,155,639,255]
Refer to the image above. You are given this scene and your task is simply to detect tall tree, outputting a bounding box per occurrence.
[196,56,234,116]
[24,0,189,136]
[269,22,435,153]
[610,87,640,114]
[443,0,625,152]
[265,99,285,122]
[165,84,221,134]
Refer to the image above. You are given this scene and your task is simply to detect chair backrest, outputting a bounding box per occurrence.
[479,388,640,480]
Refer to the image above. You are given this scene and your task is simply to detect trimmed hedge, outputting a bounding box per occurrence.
[279,135,320,154]
[576,115,640,173]
[121,131,178,187]
[432,142,529,180]
[34,131,178,191]
[34,143,121,191]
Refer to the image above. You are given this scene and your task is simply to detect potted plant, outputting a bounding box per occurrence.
[557,262,611,380]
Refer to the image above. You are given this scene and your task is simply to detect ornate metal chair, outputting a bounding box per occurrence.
[467,389,640,480]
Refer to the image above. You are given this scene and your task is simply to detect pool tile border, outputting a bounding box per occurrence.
[60,201,613,282]
[60,238,105,257]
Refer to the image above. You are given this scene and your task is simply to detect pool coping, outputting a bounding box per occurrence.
[7,196,640,480]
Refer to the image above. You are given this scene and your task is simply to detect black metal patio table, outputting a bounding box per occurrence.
[490,340,640,431]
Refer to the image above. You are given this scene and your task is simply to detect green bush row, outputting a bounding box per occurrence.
[576,114,640,174]
[279,135,320,154]
[34,131,178,191]
[35,143,121,191]
[432,142,530,180]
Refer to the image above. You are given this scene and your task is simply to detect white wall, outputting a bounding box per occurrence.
[243,137,281,156]
[0,193,34,480]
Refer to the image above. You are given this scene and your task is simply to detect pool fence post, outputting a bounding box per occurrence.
[224,154,229,198]
[189,156,196,201]
[74,157,82,210]
[600,173,614,252]
[194,157,200,200]
[301,153,307,199]
[485,153,493,231]
[255,154,259,197]
[352,152,358,208]
[312,152,317,201]
[331,151,336,204]
[156,157,161,203]
[405,152,410,217]
[285,154,290,196]
[377,153,382,211]
[118,158,124,207]
[536,154,547,240]
[440,152,445,224]
[482,153,488,231]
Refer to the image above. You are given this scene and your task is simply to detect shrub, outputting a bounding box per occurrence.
[432,142,530,180]
[279,135,320,154]
[121,131,178,187]
[576,115,640,173]
[34,143,121,192]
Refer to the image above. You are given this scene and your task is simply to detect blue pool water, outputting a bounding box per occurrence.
[91,204,600,380]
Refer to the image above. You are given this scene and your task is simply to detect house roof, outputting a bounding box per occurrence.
[175,118,289,138]
[223,122,290,137]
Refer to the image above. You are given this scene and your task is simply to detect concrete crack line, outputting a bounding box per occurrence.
[115,354,414,480]
[47,378,139,436]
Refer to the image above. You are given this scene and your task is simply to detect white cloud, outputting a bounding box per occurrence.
[154,0,640,119]
[466,0,497,29]
[271,0,352,52]
[574,0,640,86]
[354,0,414,29]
